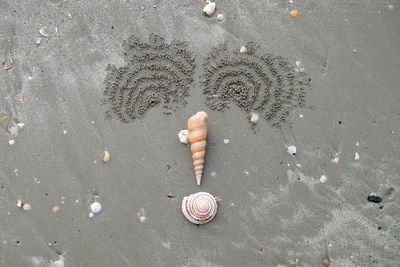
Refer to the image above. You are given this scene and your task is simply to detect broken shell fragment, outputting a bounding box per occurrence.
[331,156,339,164]
[182,192,217,224]
[52,205,60,212]
[322,258,330,267]
[240,46,248,53]
[203,2,216,16]
[16,95,24,102]
[319,175,328,183]
[217,13,224,21]
[290,9,299,18]
[39,27,54,38]
[102,151,110,162]
[354,152,360,160]
[3,64,12,70]
[250,113,259,123]
[22,203,32,211]
[178,129,189,144]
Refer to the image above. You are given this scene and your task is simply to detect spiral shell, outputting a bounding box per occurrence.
[187,111,208,186]
[203,2,216,16]
[182,192,217,224]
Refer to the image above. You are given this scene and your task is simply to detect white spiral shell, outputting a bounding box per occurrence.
[181,192,218,224]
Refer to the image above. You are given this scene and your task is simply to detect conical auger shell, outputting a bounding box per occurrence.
[187,111,208,186]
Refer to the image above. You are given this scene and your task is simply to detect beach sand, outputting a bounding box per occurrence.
[0,0,399,266]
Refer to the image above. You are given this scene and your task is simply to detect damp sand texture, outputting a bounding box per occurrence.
[103,34,195,122]
[202,42,310,126]
[1,0,400,267]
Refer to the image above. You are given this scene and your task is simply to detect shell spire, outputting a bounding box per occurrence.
[187,111,208,186]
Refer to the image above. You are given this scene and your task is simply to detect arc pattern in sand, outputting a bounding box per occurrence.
[202,42,311,126]
[103,34,195,122]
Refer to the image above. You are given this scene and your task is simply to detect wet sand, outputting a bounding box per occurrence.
[0,0,399,266]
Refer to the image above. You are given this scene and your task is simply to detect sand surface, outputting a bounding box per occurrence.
[1,0,399,266]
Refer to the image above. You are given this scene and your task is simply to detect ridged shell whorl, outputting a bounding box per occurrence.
[187,111,208,186]
[182,192,217,224]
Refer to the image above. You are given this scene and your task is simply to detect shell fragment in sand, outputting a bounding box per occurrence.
[178,129,189,144]
[102,151,110,162]
[203,2,216,16]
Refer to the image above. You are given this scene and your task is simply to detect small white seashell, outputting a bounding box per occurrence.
[319,175,328,183]
[88,212,94,218]
[17,199,24,208]
[178,129,189,144]
[35,38,42,45]
[240,46,248,53]
[354,152,360,160]
[9,140,15,145]
[182,192,217,224]
[17,123,25,129]
[217,13,224,21]
[331,156,339,164]
[299,114,304,118]
[287,145,297,155]
[223,139,230,144]
[203,2,216,16]
[90,202,102,214]
[102,151,110,162]
[250,113,259,123]
[355,141,360,146]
